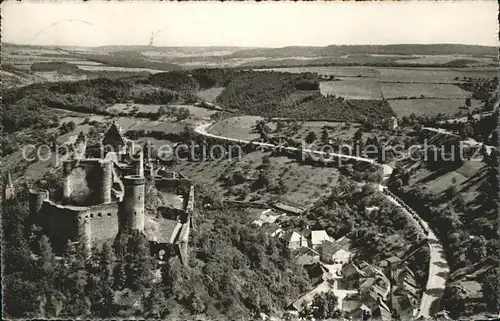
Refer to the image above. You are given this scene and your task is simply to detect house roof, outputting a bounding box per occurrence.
[283,231,305,243]
[333,248,351,258]
[396,293,417,313]
[311,230,332,245]
[360,277,376,291]
[271,228,284,238]
[295,247,320,257]
[334,236,352,250]
[342,297,361,312]
[343,262,367,278]
[385,256,402,264]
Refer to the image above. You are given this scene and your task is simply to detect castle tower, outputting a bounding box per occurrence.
[102,121,127,155]
[122,175,145,231]
[100,161,113,203]
[136,151,144,177]
[29,189,49,215]
[62,161,73,202]
[78,214,92,254]
[3,171,16,200]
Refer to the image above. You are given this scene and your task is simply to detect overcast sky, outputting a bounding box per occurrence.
[2,1,498,47]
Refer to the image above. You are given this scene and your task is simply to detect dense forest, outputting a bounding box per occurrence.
[216,70,394,121]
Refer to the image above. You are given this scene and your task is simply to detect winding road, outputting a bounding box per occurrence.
[194,121,449,319]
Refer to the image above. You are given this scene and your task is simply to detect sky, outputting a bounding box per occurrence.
[2,1,498,47]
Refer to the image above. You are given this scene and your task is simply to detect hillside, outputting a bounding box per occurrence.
[229,44,498,59]
[388,120,499,318]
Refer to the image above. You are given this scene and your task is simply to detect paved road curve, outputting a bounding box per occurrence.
[195,121,449,318]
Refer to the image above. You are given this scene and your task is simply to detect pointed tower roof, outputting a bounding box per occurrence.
[102,121,126,146]
[6,171,13,186]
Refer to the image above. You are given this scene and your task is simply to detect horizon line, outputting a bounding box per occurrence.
[3,41,499,49]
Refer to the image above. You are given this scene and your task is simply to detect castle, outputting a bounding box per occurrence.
[28,121,194,265]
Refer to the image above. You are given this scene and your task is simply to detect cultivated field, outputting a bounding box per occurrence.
[388,99,482,117]
[170,150,341,208]
[77,65,165,73]
[320,78,382,99]
[379,67,497,84]
[261,66,379,78]
[381,83,471,99]
[394,55,496,66]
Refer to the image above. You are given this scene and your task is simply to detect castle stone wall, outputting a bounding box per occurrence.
[29,188,49,215]
[63,159,113,206]
[41,201,85,252]
[82,202,120,243]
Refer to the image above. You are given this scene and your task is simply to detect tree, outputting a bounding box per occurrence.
[38,235,56,286]
[175,107,190,121]
[482,267,500,313]
[276,121,286,133]
[311,292,339,319]
[158,105,168,116]
[321,128,330,144]
[126,230,153,290]
[305,131,317,144]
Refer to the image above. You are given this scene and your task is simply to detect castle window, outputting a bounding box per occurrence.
[134,211,137,216]
[90,214,94,218]
[107,213,111,217]
[97,213,102,218]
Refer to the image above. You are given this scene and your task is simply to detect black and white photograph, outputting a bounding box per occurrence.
[1,1,499,320]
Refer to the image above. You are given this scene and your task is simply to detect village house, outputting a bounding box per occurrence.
[310,229,333,248]
[294,247,320,266]
[272,229,307,249]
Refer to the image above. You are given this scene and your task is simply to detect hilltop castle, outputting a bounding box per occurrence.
[28,121,194,265]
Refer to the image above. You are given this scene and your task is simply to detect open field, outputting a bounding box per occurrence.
[260,66,379,78]
[107,103,217,120]
[388,98,483,117]
[170,150,340,208]
[209,115,271,141]
[394,55,495,66]
[379,67,497,84]
[197,87,225,102]
[76,64,165,73]
[320,78,382,99]
[381,83,471,99]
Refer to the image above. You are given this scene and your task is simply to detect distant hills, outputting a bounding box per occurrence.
[4,42,497,57]
[228,44,498,58]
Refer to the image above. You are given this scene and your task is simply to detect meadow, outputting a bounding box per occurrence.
[388,99,482,117]
[197,87,225,102]
[381,83,471,99]
[378,67,497,83]
[319,78,382,99]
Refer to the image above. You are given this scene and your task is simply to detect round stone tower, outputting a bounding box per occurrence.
[78,214,92,253]
[29,188,49,215]
[122,175,145,231]
[100,161,113,203]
